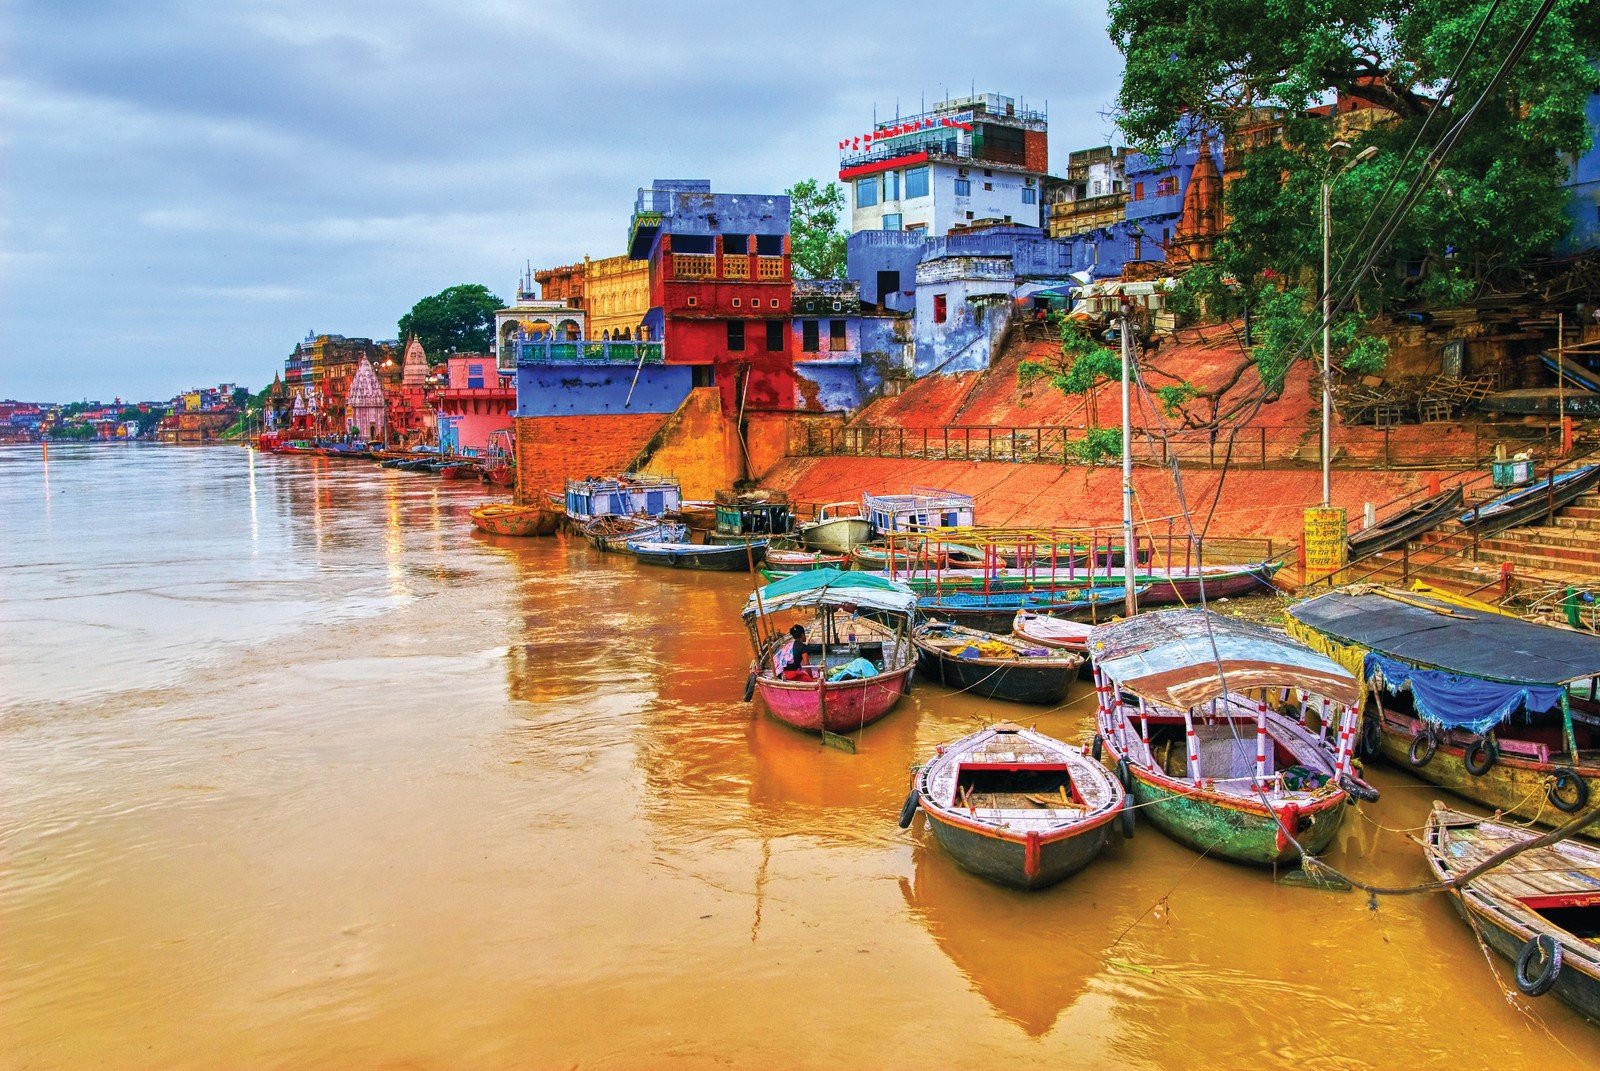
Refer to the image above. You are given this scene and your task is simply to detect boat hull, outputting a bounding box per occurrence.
[1127,770,1346,865]
[914,646,1077,705]
[630,541,766,571]
[755,664,913,734]
[922,809,1112,890]
[797,517,871,554]
[1348,486,1463,558]
[469,504,559,537]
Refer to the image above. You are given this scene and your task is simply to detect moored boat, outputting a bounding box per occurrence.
[1348,485,1463,558]
[704,489,792,544]
[1012,610,1092,655]
[795,501,871,554]
[764,545,849,573]
[469,501,560,537]
[582,513,688,553]
[628,539,766,571]
[741,569,918,738]
[850,542,948,571]
[1423,802,1600,1018]
[919,585,1140,634]
[1092,609,1369,866]
[901,722,1125,890]
[1287,587,1600,837]
[564,473,682,527]
[1458,464,1600,536]
[912,623,1083,705]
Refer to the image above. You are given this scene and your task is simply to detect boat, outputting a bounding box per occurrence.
[764,545,849,573]
[664,500,717,533]
[582,513,688,553]
[911,623,1084,705]
[863,487,975,536]
[628,538,767,571]
[1423,802,1600,1018]
[850,542,948,571]
[1287,587,1600,836]
[900,722,1125,889]
[1012,610,1093,655]
[740,568,918,738]
[1091,609,1369,866]
[1458,464,1600,536]
[564,473,682,526]
[795,501,871,554]
[836,561,1283,606]
[919,585,1142,634]
[481,429,515,487]
[1347,485,1464,558]
[468,501,560,537]
[703,489,792,544]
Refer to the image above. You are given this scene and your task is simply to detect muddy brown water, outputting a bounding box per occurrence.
[3,444,1596,1069]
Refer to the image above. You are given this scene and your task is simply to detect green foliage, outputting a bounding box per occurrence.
[786,179,848,280]
[1068,427,1124,465]
[1155,382,1199,416]
[1247,285,1391,393]
[398,284,503,363]
[47,423,96,440]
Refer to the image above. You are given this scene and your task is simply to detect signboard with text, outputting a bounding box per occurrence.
[1303,507,1348,580]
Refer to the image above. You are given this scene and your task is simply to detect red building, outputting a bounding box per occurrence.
[436,354,513,456]
[628,179,796,415]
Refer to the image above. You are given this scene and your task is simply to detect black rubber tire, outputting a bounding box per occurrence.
[742,671,756,703]
[897,786,921,829]
[1464,737,1497,776]
[1339,775,1380,804]
[1359,715,1383,759]
[1118,792,1135,839]
[1092,733,1104,762]
[1548,768,1590,814]
[1408,731,1438,768]
[904,669,914,696]
[1514,934,1563,997]
[1115,757,1133,791]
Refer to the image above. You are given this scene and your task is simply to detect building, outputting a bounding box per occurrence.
[436,354,514,455]
[584,254,651,341]
[1123,128,1224,270]
[838,92,1049,238]
[281,332,398,437]
[347,357,387,441]
[384,336,436,445]
[495,277,585,373]
[1559,84,1600,255]
[1048,146,1130,238]
[628,178,795,414]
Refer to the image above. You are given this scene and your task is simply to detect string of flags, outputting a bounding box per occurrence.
[838,116,972,152]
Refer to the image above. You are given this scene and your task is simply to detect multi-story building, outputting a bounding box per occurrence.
[281,332,398,436]
[495,278,585,372]
[436,354,513,455]
[584,254,651,340]
[838,92,1049,238]
[1048,146,1129,238]
[628,178,795,414]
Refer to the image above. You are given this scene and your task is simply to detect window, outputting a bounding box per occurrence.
[686,296,698,307]
[467,364,484,389]
[965,211,974,219]
[732,298,741,307]
[829,320,846,351]
[882,213,902,231]
[766,320,784,351]
[755,234,784,256]
[1157,175,1178,196]
[1092,180,1103,196]
[1133,236,1142,260]
[882,171,899,201]
[727,321,745,351]
[933,294,947,323]
[905,165,930,199]
[983,181,994,191]
[876,270,900,297]
[954,178,971,196]
[801,320,820,352]
[674,234,713,254]
[770,298,780,308]
[856,177,878,207]
[723,234,748,255]
[692,365,715,388]
[1021,188,1037,205]
[1132,182,1145,201]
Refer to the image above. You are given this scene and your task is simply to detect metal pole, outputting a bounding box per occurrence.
[1322,176,1332,508]
[1121,305,1137,617]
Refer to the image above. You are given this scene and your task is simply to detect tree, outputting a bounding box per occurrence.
[1108,0,1599,391]
[786,179,848,280]
[1018,316,1126,462]
[397,284,503,363]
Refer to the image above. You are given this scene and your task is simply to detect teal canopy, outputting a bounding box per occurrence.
[742,568,919,619]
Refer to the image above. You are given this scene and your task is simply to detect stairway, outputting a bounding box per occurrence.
[1386,489,1600,594]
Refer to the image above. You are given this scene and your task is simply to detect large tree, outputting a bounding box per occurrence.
[786,179,848,280]
[397,284,503,363]
[1110,0,1600,394]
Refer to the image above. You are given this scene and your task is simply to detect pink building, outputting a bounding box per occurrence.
[436,354,514,456]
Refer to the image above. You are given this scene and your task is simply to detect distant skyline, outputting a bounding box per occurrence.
[1,1,1126,401]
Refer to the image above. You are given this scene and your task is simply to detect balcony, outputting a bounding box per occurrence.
[516,339,665,366]
[723,256,749,280]
[672,253,715,279]
[756,256,785,281]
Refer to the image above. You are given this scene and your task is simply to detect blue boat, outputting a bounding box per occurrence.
[1458,464,1600,536]
[919,585,1146,634]
[628,539,767,571]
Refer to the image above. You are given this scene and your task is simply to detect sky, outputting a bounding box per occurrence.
[0,1,1127,403]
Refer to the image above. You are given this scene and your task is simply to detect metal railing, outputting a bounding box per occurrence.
[516,340,664,365]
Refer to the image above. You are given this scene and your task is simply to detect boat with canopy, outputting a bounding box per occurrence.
[1090,609,1369,866]
[1288,587,1600,834]
[740,568,918,739]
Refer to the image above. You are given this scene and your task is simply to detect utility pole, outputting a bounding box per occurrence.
[1120,300,1137,618]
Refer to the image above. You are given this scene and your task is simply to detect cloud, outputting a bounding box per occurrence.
[0,0,1126,400]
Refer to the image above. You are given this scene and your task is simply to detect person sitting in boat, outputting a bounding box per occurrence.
[782,624,810,680]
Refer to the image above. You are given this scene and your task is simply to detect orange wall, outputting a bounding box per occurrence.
[513,413,669,503]
[631,387,739,499]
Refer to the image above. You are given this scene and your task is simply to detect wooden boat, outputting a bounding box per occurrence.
[850,542,948,571]
[663,500,717,533]
[1012,610,1093,655]
[1348,485,1463,558]
[741,568,918,737]
[1423,803,1600,1018]
[795,502,871,554]
[564,473,682,527]
[703,489,792,544]
[469,501,559,537]
[1288,587,1600,837]
[1092,609,1369,866]
[912,623,1083,705]
[764,545,849,573]
[1458,464,1600,536]
[840,561,1284,606]
[863,487,975,536]
[901,722,1125,889]
[437,463,473,481]
[919,586,1141,634]
[581,514,688,553]
[628,539,766,571]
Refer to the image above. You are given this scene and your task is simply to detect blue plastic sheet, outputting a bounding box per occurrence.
[1365,652,1566,734]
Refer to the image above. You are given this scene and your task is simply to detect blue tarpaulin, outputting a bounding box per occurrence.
[1365,652,1566,734]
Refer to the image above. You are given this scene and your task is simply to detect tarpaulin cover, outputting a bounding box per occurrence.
[1288,588,1600,686]
[1088,609,1361,709]
[1364,652,1566,734]
[743,567,919,619]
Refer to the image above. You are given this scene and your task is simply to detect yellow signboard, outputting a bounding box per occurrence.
[1303,507,1347,580]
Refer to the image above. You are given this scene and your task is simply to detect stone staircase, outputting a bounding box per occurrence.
[1382,489,1600,595]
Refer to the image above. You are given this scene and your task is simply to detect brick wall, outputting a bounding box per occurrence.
[513,413,670,503]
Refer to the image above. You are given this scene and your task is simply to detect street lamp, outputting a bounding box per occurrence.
[1322,141,1379,507]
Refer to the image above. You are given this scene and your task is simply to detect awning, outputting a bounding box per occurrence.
[1288,588,1600,687]
[742,567,919,619]
[1089,609,1361,709]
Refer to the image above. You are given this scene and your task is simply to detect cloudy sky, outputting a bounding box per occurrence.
[2,1,1126,402]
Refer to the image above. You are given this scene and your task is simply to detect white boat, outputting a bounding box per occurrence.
[796,501,871,554]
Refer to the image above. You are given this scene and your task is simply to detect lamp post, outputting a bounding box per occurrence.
[1321,141,1379,507]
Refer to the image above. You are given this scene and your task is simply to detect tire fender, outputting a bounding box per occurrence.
[742,668,757,703]
[1514,934,1563,997]
[1548,768,1591,814]
[1091,733,1104,762]
[897,786,921,829]
[1359,714,1383,759]
[1115,757,1133,791]
[1118,791,1135,839]
[1464,737,1497,776]
[1408,730,1438,768]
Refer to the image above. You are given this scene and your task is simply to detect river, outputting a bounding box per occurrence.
[2,443,1595,1069]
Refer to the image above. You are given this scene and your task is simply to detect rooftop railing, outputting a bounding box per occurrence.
[516,339,664,366]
